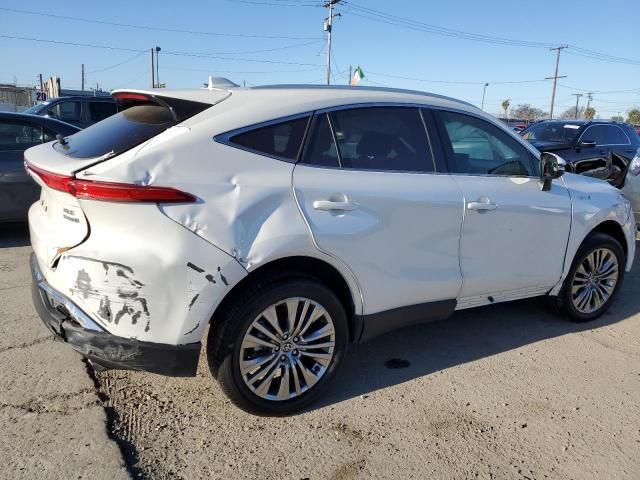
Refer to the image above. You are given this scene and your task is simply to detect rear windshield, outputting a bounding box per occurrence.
[53,97,210,159]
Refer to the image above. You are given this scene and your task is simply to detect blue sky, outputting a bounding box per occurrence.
[0,0,638,117]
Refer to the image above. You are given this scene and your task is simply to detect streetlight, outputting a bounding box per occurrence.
[481,83,489,111]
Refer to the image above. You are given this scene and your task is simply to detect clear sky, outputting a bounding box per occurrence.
[1,0,638,118]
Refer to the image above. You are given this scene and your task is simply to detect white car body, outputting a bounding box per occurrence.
[26,85,635,401]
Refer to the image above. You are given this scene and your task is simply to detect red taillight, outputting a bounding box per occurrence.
[25,162,196,203]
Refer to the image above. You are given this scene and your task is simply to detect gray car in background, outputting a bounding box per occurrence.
[23,95,117,129]
[0,112,79,222]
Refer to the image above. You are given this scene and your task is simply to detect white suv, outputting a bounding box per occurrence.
[26,85,636,415]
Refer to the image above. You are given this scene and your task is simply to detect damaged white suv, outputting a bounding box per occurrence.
[27,85,635,415]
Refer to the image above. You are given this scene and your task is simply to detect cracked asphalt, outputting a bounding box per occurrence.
[2,222,640,479]
[0,223,129,480]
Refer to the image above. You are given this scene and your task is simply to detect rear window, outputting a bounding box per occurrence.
[89,101,117,122]
[228,116,310,161]
[53,97,210,159]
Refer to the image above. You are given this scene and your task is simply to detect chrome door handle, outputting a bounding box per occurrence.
[313,200,359,211]
[467,200,497,211]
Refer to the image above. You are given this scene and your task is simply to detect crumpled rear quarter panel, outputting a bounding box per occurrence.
[35,200,247,345]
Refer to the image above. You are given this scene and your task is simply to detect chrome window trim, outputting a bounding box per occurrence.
[214,111,313,163]
[577,124,631,146]
[429,105,540,179]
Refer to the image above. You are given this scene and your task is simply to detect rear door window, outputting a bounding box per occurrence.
[301,114,340,168]
[603,125,629,145]
[328,107,434,172]
[228,116,310,161]
[48,101,82,122]
[89,101,117,122]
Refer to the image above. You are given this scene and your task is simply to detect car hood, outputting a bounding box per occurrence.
[528,140,571,152]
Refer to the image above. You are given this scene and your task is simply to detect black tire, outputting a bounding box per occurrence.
[559,232,625,322]
[207,277,348,416]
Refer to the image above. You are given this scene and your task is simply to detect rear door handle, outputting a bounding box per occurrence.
[313,200,359,211]
[467,199,498,211]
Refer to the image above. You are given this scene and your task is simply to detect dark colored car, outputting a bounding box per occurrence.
[23,95,117,128]
[521,120,640,187]
[0,112,80,222]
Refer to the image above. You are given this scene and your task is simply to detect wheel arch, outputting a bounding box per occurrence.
[591,220,628,258]
[209,255,363,342]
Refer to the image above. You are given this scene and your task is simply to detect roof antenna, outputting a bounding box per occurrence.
[206,76,240,90]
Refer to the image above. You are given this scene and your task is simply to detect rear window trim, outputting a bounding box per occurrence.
[214,112,313,164]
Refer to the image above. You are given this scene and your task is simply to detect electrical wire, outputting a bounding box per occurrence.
[0,6,317,40]
[86,51,146,74]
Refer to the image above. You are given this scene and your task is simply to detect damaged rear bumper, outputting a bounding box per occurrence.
[30,253,200,377]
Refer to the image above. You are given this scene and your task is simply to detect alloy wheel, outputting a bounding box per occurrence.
[239,297,336,401]
[571,247,619,314]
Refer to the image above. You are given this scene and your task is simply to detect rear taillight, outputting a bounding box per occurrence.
[25,162,196,203]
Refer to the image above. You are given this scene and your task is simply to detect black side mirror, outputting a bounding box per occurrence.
[540,152,566,191]
[577,139,596,148]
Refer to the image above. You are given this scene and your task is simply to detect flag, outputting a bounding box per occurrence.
[351,66,365,86]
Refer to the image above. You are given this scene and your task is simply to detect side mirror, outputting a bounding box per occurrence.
[577,139,596,149]
[540,152,566,191]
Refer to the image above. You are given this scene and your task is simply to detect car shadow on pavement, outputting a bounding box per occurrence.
[0,222,30,248]
[317,245,640,411]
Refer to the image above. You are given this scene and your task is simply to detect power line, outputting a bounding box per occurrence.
[0,6,317,40]
[86,51,146,74]
[0,35,325,67]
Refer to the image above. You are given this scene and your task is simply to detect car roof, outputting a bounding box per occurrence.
[0,111,81,131]
[113,84,486,132]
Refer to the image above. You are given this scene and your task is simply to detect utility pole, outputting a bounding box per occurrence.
[546,45,568,119]
[155,46,161,87]
[348,65,352,85]
[481,83,489,111]
[150,48,155,88]
[572,93,583,119]
[81,64,85,92]
[324,0,341,85]
[586,92,593,111]
[38,73,43,91]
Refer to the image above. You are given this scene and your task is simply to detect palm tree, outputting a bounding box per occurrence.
[502,99,510,121]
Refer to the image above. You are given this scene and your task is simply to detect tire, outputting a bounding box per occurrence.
[559,232,625,322]
[207,277,348,416]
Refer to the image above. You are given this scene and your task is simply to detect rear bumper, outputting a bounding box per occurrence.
[30,253,200,377]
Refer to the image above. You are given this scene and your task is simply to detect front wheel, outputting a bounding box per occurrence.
[559,232,625,322]
[208,278,348,415]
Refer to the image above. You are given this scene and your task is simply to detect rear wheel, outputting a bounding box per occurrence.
[208,278,348,415]
[559,233,625,322]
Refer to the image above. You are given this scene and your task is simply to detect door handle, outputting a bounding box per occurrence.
[467,199,498,211]
[313,200,359,211]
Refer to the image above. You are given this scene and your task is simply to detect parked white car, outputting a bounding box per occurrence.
[26,85,636,415]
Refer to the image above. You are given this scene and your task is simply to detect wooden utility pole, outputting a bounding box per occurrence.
[150,48,155,88]
[546,45,568,119]
[81,64,85,92]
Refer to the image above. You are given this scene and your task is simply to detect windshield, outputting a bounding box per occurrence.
[23,103,47,115]
[522,122,581,144]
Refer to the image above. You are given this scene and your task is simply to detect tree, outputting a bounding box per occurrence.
[627,108,640,125]
[584,107,596,121]
[501,99,510,120]
[611,115,624,122]
[510,104,548,122]
[560,106,585,119]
